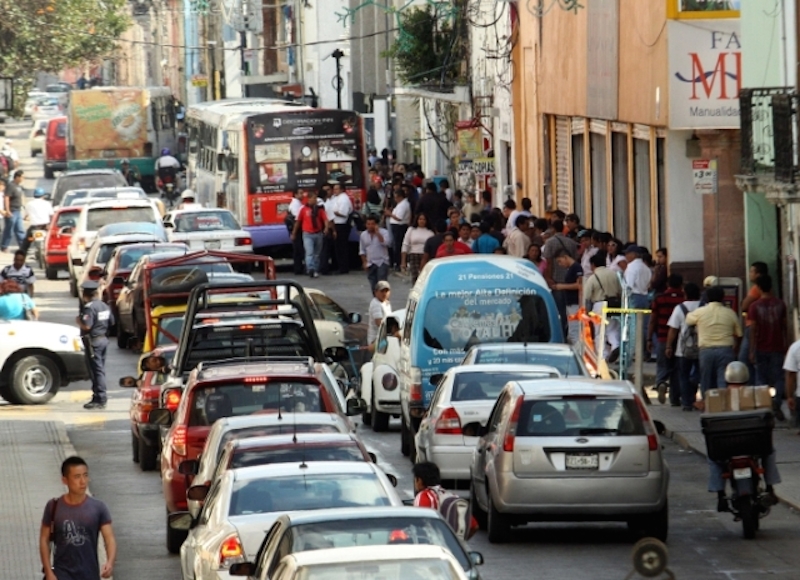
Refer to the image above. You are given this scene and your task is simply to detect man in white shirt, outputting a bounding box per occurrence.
[666,283,701,411]
[320,186,336,275]
[288,190,305,275]
[367,280,392,345]
[331,183,353,275]
[624,245,652,307]
[578,229,598,280]
[2,139,20,168]
[20,188,54,256]
[385,188,410,271]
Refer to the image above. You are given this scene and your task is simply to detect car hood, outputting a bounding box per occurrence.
[230,513,281,558]
[0,319,82,340]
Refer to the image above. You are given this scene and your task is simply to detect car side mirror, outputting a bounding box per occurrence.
[469,552,484,566]
[229,563,256,577]
[163,222,174,229]
[368,452,377,463]
[147,408,173,426]
[35,130,45,137]
[167,511,194,531]
[462,422,488,437]
[653,420,666,435]
[59,226,73,235]
[348,312,362,324]
[186,483,210,501]
[141,354,167,373]
[324,346,348,362]
[179,459,200,475]
[402,498,415,506]
[430,374,443,386]
[386,473,398,487]
[118,376,137,388]
[346,397,367,416]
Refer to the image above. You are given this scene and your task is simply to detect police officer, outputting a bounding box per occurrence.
[76,281,114,409]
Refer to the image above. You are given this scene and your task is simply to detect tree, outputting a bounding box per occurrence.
[0,0,130,114]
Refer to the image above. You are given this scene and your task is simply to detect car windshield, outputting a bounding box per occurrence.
[188,381,324,427]
[422,291,551,351]
[218,425,342,461]
[155,316,185,346]
[517,397,645,437]
[86,207,155,230]
[55,174,124,203]
[118,246,181,270]
[55,211,79,228]
[174,211,240,232]
[289,518,469,571]
[298,559,459,580]
[183,323,314,372]
[451,371,558,402]
[230,444,363,469]
[229,473,391,516]
[63,191,88,206]
[472,349,584,376]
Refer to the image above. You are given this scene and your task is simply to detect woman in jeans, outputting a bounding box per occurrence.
[290,191,332,278]
[401,213,434,283]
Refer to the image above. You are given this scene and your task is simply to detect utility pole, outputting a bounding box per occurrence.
[332,48,344,109]
[240,29,249,98]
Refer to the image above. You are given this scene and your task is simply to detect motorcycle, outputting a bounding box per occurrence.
[720,455,772,539]
[157,167,180,207]
[27,225,47,270]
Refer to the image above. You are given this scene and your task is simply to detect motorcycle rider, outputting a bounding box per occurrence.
[155,148,181,196]
[21,188,54,256]
[120,158,141,186]
[177,189,202,210]
[709,361,780,512]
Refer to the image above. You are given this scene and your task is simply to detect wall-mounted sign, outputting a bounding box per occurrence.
[692,159,718,195]
[667,1,740,20]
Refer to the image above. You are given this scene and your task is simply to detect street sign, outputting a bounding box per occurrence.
[191,75,209,88]
[692,159,718,195]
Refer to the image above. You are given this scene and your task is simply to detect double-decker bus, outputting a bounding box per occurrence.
[185,99,367,253]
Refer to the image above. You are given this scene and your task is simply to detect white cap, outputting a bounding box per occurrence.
[181,189,196,200]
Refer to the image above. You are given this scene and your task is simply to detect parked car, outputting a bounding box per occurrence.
[52,169,126,206]
[172,462,402,580]
[24,91,47,119]
[359,308,405,432]
[163,208,253,253]
[466,379,669,543]
[461,342,592,377]
[230,507,484,580]
[416,364,562,485]
[304,287,368,355]
[43,206,81,280]
[31,96,63,122]
[149,356,361,553]
[43,116,68,179]
[29,119,48,156]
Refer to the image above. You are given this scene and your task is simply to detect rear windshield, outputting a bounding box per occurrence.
[55,121,67,138]
[229,473,390,516]
[290,518,468,571]
[302,560,457,580]
[188,381,324,426]
[155,316,185,346]
[517,398,645,437]
[87,207,156,230]
[55,174,125,203]
[230,443,363,469]
[218,424,343,460]
[183,324,314,371]
[118,246,181,270]
[175,211,239,232]
[452,371,557,402]
[55,211,79,228]
[473,350,584,376]
[422,291,551,351]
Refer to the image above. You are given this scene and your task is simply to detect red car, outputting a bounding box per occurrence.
[44,206,81,280]
[44,116,67,179]
[120,345,177,472]
[148,357,352,553]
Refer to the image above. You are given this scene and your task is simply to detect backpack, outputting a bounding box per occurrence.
[680,304,699,360]
[434,488,475,541]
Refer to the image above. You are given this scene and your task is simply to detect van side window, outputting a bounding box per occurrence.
[403,301,417,345]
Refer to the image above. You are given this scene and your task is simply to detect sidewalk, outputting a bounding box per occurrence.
[0,420,75,578]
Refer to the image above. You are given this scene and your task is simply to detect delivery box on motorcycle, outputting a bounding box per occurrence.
[703,386,772,413]
[701,409,775,462]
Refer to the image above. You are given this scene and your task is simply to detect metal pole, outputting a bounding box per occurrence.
[634,312,646,402]
[240,30,249,98]
[332,48,344,109]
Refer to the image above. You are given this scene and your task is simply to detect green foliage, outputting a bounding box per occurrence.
[0,0,130,114]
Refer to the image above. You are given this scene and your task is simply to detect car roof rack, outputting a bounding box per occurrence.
[196,356,316,378]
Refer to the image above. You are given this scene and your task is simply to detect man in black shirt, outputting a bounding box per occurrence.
[2,170,26,252]
[420,219,448,270]
[553,249,583,344]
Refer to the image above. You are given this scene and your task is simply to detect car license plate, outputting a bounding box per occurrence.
[733,467,752,480]
[566,453,599,470]
[204,240,221,250]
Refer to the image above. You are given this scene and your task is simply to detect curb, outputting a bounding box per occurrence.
[662,424,800,514]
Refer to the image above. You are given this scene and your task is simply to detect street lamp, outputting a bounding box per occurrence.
[331,48,344,109]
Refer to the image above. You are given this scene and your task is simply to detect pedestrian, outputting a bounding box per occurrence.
[412,461,448,508]
[434,230,472,258]
[647,273,685,406]
[291,190,331,278]
[0,279,38,320]
[287,190,305,275]
[401,213,434,284]
[738,261,769,384]
[461,191,482,223]
[606,237,627,273]
[649,247,668,294]
[439,178,453,203]
[685,285,742,394]
[473,221,500,254]
[503,215,532,257]
[527,242,547,275]
[76,281,114,409]
[2,138,19,170]
[364,185,383,219]
[319,186,336,275]
[21,188,54,255]
[582,251,622,361]
[385,187,411,271]
[748,274,788,420]
[359,214,392,293]
[415,182,442,227]
[783,338,800,432]
[368,280,392,345]
[502,198,519,235]
[552,249,583,344]
[542,220,579,338]
[577,229,597,281]
[330,183,353,275]
[452,189,464,211]
[623,244,651,308]
[0,249,36,296]
[2,170,27,252]
[40,456,116,580]
[457,222,473,250]
[564,213,581,239]
[666,282,702,411]
[446,206,464,232]
[480,189,492,212]
[421,219,448,269]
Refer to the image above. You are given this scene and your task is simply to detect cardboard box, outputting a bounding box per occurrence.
[738,387,756,411]
[754,385,772,409]
[704,389,727,413]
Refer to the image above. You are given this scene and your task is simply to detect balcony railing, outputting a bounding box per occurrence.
[740,87,798,183]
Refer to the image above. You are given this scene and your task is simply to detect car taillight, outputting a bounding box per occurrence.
[435,407,462,434]
[634,395,659,451]
[410,367,422,402]
[503,396,524,452]
[234,237,251,246]
[219,534,245,567]
[172,425,187,456]
[164,388,181,412]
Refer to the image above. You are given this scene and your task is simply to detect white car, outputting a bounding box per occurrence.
[163,208,253,253]
[29,119,48,156]
[24,91,47,119]
[461,342,592,376]
[174,462,403,580]
[0,319,88,405]
[269,545,470,580]
[359,309,405,432]
[31,96,64,122]
[67,198,161,296]
[415,363,562,483]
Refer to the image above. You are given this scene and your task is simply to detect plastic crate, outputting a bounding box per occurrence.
[701,409,774,462]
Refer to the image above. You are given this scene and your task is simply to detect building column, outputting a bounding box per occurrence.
[696,129,745,279]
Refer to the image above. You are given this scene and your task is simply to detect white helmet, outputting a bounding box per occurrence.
[724,361,750,385]
[181,189,196,200]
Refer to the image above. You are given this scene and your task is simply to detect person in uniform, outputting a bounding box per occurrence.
[76,281,114,409]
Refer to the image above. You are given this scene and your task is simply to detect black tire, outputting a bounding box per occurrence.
[45,266,58,280]
[150,269,209,306]
[139,435,158,472]
[487,490,509,543]
[630,501,669,542]
[0,382,14,404]
[44,166,54,179]
[166,513,188,554]
[470,483,487,530]
[132,432,140,463]
[371,390,390,432]
[69,276,78,298]
[737,496,757,540]
[630,538,668,578]
[400,415,410,457]
[9,355,61,405]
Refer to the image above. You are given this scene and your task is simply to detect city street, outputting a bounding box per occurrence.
[4,119,800,579]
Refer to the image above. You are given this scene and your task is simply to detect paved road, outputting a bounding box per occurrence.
[4,118,800,579]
